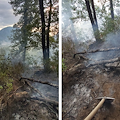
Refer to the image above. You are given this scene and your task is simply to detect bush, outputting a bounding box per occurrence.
[0,48,24,94]
[62,58,66,72]
[50,50,59,74]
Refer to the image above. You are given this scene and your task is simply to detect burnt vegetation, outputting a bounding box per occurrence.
[0,0,58,120]
[62,0,120,120]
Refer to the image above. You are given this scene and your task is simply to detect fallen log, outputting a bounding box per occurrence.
[73,47,120,58]
[67,64,85,76]
[87,57,120,67]
[23,80,58,105]
[20,77,58,88]
[31,96,58,107]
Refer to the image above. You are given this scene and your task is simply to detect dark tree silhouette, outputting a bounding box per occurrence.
[85,0,101,41]
[110,0,114,20]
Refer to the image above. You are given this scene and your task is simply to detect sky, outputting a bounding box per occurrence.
[0,0,20,30]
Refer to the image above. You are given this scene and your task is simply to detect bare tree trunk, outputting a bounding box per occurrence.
[22,4,27,63]
[45,0,52,71]
[39,0,47,70]
[85,0,101,41]
[91,0,100,40]
[22,41,27,62]
[110,0,114,20]
[47,0,52,60]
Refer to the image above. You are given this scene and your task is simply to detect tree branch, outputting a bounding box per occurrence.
[73,47,120,58]
[20,77,58,88]
[87,57,120,67]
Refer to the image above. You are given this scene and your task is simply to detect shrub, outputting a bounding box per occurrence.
[62,58,67,72]
[0,48,24,94]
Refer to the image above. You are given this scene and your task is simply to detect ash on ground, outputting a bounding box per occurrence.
[63,39,120,120]
[0,69,58,120]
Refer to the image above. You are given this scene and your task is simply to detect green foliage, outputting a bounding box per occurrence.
[0,48,24,94]
[50,49,59,74]
[0,69,13,93]
[62,58,66,72]
[6,82,13,93]
[26,53,38,66]
[100,16,120,38]
[9,0,59,71]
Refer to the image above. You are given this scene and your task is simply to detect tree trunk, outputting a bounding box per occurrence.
[22,41,27,62]
[39,0,47,70]
[22,5,28,63]
[110,0,114,20]
[85,0,101,41]
[46,0,52,60]
[45,0,52,70]
[91,0,100,40]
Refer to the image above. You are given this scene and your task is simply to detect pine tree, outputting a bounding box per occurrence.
[9,0,37,62]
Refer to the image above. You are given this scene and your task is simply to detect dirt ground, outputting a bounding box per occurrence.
[0,70,58,120]
[62,39,120,120]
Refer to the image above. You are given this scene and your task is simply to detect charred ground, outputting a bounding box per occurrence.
[62,37,120,120]
[0,68,58,120]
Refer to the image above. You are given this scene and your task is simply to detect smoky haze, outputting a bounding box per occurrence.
[62,1,120,67]
[62,1,95,53]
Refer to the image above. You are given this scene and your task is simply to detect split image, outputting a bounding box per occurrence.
[1,0,120,120]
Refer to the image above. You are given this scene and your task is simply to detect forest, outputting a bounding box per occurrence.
[62,0,120,120]
[0,0,59,120]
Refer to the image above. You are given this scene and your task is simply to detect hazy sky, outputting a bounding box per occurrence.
[0,0,20,30]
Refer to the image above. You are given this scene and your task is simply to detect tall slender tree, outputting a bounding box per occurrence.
[10,0,59,71]
[39,0,51,71]
[9,0,36,62]
[38,0,58,71]
[85,0,100,41]
[110,0,114,20]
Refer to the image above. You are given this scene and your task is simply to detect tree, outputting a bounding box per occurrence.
[85,0,101,41]
[110,0,114,20]
[39,0,46,67]
[39,0,59,71]
[10,0,59,71]
[9,0,37,62]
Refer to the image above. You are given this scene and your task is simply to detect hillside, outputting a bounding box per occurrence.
[0,27,13,42]
[62,37,120,120]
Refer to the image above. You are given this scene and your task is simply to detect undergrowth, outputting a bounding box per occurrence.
[0,49,24,95]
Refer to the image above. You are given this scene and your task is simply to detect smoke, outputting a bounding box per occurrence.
[62,2,96,53]
[87,30,120,66]
[32,81,58,102]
